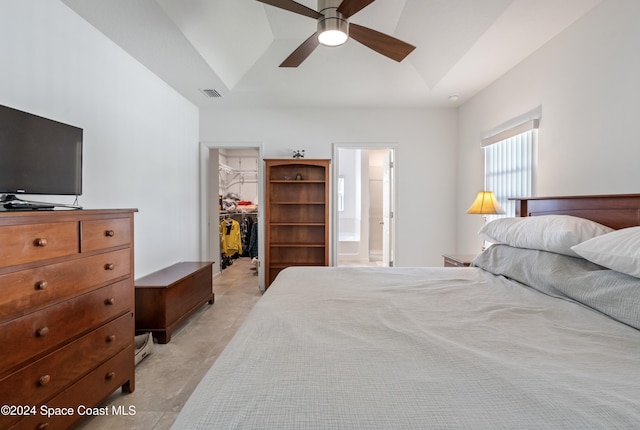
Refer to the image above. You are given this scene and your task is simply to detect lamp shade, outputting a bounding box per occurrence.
[466,191,505,215]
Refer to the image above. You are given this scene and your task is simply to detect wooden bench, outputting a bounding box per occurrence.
[134,261,214,343]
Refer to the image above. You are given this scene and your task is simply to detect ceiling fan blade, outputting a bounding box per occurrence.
[336,0,375,18]
[348,23,415,62]
[280,33,320,67]
[257,0,323,19]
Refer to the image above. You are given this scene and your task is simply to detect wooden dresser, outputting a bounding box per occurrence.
[0,209,136,430]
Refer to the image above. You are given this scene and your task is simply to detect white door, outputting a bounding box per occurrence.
[382,150,394,267]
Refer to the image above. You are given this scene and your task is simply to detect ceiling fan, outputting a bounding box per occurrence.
[258,0,416,67]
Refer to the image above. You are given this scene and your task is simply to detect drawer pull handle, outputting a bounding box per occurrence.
[37,423,49,430]
[36,280,48,290]
[106,334,116,342]
[38,375,51,386]
[34,238,48,247]
[105,297,115,305]
[105,263,115,270]
[105,229,115,237]
[36,327,49,337]
[106,371,116,380]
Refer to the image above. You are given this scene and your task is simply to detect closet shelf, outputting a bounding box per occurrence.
[220,210,258,217]
[219,163,257,176]
[219,162,258,190]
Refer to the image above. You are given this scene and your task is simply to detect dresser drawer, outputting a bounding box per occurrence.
[0,279,133,374]
[0,248,131,322]
[8,345,134,430]
[0,222,78,268]
[0,313,132,426]
[81,217,131,252]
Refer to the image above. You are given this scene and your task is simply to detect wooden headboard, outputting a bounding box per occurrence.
[513,194,640,230]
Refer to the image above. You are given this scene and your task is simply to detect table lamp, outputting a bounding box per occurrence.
[466,191,505,219]
[467,191,505,250]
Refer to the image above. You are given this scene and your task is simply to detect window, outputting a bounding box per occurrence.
[483,119,538,218]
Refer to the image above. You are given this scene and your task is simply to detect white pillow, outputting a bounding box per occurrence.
[571,226,640,278]
[479,215,613,257]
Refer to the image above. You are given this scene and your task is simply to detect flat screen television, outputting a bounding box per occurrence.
[0,104,82,209]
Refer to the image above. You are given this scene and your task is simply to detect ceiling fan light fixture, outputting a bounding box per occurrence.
[259,0,415,67]
[317,5,348,47]
[318,27,348,46]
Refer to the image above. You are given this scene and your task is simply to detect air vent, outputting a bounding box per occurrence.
[200,89,222,98]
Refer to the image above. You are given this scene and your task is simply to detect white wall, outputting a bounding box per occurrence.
[0,0,201,277]
[200,108,458,267]
[456,0,640,253]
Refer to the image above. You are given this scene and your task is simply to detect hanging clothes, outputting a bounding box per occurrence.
[220,218,242,257]
[240,215,254,257]
[247,222,258,259]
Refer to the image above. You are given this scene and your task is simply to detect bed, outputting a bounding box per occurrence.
[173,194,640,429]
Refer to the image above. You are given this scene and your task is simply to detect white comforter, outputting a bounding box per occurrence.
[173,258,640,429]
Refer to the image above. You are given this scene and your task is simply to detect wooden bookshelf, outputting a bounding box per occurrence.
[264,159,330,288]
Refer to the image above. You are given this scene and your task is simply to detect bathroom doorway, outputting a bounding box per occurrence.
[333,144,396,267]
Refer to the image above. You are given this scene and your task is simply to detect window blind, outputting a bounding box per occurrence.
[483,120,538,218]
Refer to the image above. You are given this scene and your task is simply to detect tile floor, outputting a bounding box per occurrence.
[76,257,262,430]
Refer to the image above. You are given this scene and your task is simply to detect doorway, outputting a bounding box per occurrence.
[333,144,396,267]
[199,142,264,291]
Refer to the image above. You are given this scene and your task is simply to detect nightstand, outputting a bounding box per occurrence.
[442,254,477,267]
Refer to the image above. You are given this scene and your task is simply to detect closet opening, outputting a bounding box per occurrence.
[200,143,264,291]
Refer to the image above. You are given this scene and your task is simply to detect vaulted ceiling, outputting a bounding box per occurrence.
[62,0,602,108]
